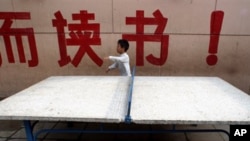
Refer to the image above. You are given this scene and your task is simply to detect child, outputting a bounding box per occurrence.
[104,39,131,76]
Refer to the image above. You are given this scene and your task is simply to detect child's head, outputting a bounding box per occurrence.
[117,39,129,54]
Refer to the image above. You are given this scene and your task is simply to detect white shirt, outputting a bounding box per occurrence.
[108,53,131,76]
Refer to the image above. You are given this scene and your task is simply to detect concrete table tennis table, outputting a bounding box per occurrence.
[1,69,250,141]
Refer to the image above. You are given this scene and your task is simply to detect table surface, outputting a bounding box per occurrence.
[0,76,250,125]
[131,76,250,125]
[0,76,130,123]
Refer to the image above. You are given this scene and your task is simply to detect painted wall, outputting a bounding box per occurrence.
[0,0,250,97]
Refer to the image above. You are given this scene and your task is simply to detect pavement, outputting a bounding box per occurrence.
[0,120,229,141]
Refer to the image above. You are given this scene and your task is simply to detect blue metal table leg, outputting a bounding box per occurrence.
[23,120,34,141]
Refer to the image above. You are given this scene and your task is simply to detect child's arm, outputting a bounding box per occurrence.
[104,56,118,73]
[108,55,128,63]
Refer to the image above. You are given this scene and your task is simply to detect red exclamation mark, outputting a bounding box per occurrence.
[206,11,224,66]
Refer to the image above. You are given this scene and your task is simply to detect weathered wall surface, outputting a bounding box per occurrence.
[1,0,250,97]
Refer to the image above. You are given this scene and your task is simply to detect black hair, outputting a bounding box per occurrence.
[118,39,129,52]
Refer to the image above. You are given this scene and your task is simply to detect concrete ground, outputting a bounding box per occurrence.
[0,120,229,141]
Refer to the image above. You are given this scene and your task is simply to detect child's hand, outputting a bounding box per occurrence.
[103,56,109,60]
[106,68,110,73]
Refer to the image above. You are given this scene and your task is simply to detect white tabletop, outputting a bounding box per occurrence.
[131,76,250,125]
[0,76,130,123]
[0,76,250,125]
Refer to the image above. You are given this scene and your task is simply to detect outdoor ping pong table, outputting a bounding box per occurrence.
[0,67,250,141]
